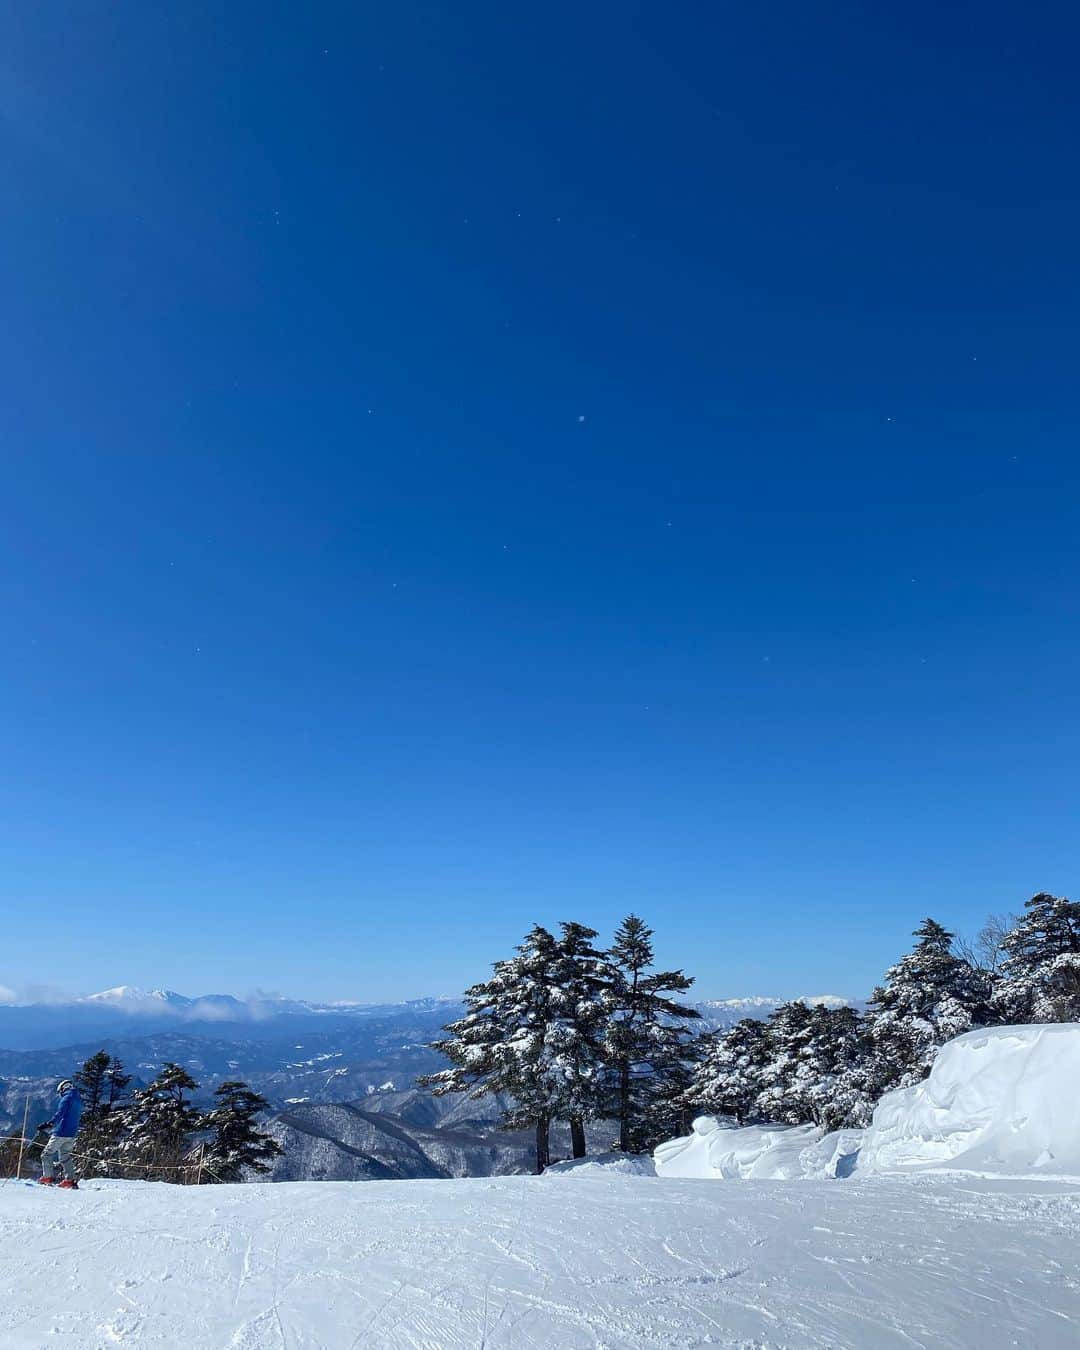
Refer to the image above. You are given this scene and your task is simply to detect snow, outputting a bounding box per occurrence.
[860,1022,1080,1176]
[2,1171,1079,1347]
[659,1024,1080,1186]
[655,1117,861,1181]
[544,1153,657,1177]
[696,994,852,1013]
[81,986,189,1006]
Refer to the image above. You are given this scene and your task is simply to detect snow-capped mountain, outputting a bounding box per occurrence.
[81,986,195,1008]
[694,994,857,1030]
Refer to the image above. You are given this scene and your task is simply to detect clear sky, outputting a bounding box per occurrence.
[2,2,1078,1003]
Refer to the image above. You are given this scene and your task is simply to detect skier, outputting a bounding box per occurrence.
[37,1078,83,1189]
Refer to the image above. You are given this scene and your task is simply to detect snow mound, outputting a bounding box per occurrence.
[860,1022,1080,1177]
[545,1153,657,1177]
[654,1116,860,1180]
[658,1024,1080,1184]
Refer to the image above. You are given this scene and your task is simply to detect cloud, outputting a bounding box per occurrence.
[0,984,17,1004]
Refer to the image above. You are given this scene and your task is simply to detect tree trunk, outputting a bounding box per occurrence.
[618,1061,631,1152]
[534,1116,550,1174]
[570,1115,587,1158]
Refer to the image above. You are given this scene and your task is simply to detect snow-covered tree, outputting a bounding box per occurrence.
[550,922,610,1157]
[802,1005,874,1131]
[116,1062,203,1181]
[866,918,989,1094]
[74,1050,131,1178]
[201,1082,282,1182]
[421,924,607,1172]
[603,914,701,1153]
[993,892,1080,1023]
[685,1017,770,1122]
[755,1001,817,1124]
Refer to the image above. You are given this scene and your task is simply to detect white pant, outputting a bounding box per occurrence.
[41,1134,76,1180]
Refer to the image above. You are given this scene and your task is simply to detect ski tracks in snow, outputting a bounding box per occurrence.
[1,1173,1079,1347]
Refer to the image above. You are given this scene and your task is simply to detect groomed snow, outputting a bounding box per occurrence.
[2,1172,1079,1347]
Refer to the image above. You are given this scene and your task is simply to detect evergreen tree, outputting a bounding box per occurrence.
[74,1050,121,1177]
[686,1005,873,1131]
[72,1051,132,1177]
[201,1082,283,1182]
[993,892,1080,1023]
[116,1062,202,1181]
[420,925,605,1172]
[866,918,989,1094]
[802,1006,874,1131]
[550,922,610,1157]
[755,1001,817,1124]
[641,1028,706,1146]
[685,1017,770,1122]
[74,1050,111,1130]
[603,914,701,1152]
[106,1057,132,1108]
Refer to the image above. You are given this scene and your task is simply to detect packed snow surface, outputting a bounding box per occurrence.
[2,1172,1079,1347]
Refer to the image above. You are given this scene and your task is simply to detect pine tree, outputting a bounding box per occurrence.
[802,1005,873,1131]
[685,1017,770,1122]
[867,918,989,1094]
[421,924,615,1170]
[116,1062,203,1181]
[755,1001,817,1124]
[74,1050,127,1177]
[201,1082,283,1182]
[74,1050,111,1131]
[106,1057,132,1108]
[549,922,610,1157]
[603,914,701,1152]
[993,892,1080,1023]
[686,1004,873,1131]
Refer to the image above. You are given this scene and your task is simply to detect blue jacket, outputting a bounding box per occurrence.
[47,1086,82,1137]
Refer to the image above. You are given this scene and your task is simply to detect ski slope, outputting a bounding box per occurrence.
[2,1170,1079,1348]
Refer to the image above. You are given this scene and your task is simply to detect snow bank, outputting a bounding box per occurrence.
[545,1153,657,1177]
[657,1024,1080,1183]
[860,1022,1080,1176]
[654,1116,860,1180]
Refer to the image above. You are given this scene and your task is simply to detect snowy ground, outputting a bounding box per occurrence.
[2,1171,1079,1348]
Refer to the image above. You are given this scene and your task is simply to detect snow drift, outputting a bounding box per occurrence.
[654,1117,860,1180]
[655,1023,1080,1181]
[860,1021,1080,1176]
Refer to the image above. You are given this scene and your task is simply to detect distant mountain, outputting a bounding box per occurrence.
[0,989,466,1052]
[0,987,858,1184]
[262,1091,620,1182]
[694,994,858,1030]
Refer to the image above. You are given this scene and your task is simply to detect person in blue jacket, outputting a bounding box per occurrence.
[38,1079,83,1188]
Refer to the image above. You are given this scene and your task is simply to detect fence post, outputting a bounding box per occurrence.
[15,1096,30,1180]
[196,1142,204,1186]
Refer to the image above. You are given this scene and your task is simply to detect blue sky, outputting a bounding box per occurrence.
[2,2,1078,1002]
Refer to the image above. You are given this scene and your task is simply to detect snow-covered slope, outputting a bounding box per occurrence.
[1,1172,1078,1347]
[264,1102,535,1181]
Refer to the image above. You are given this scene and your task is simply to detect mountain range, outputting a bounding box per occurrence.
[0,986,855,1181]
